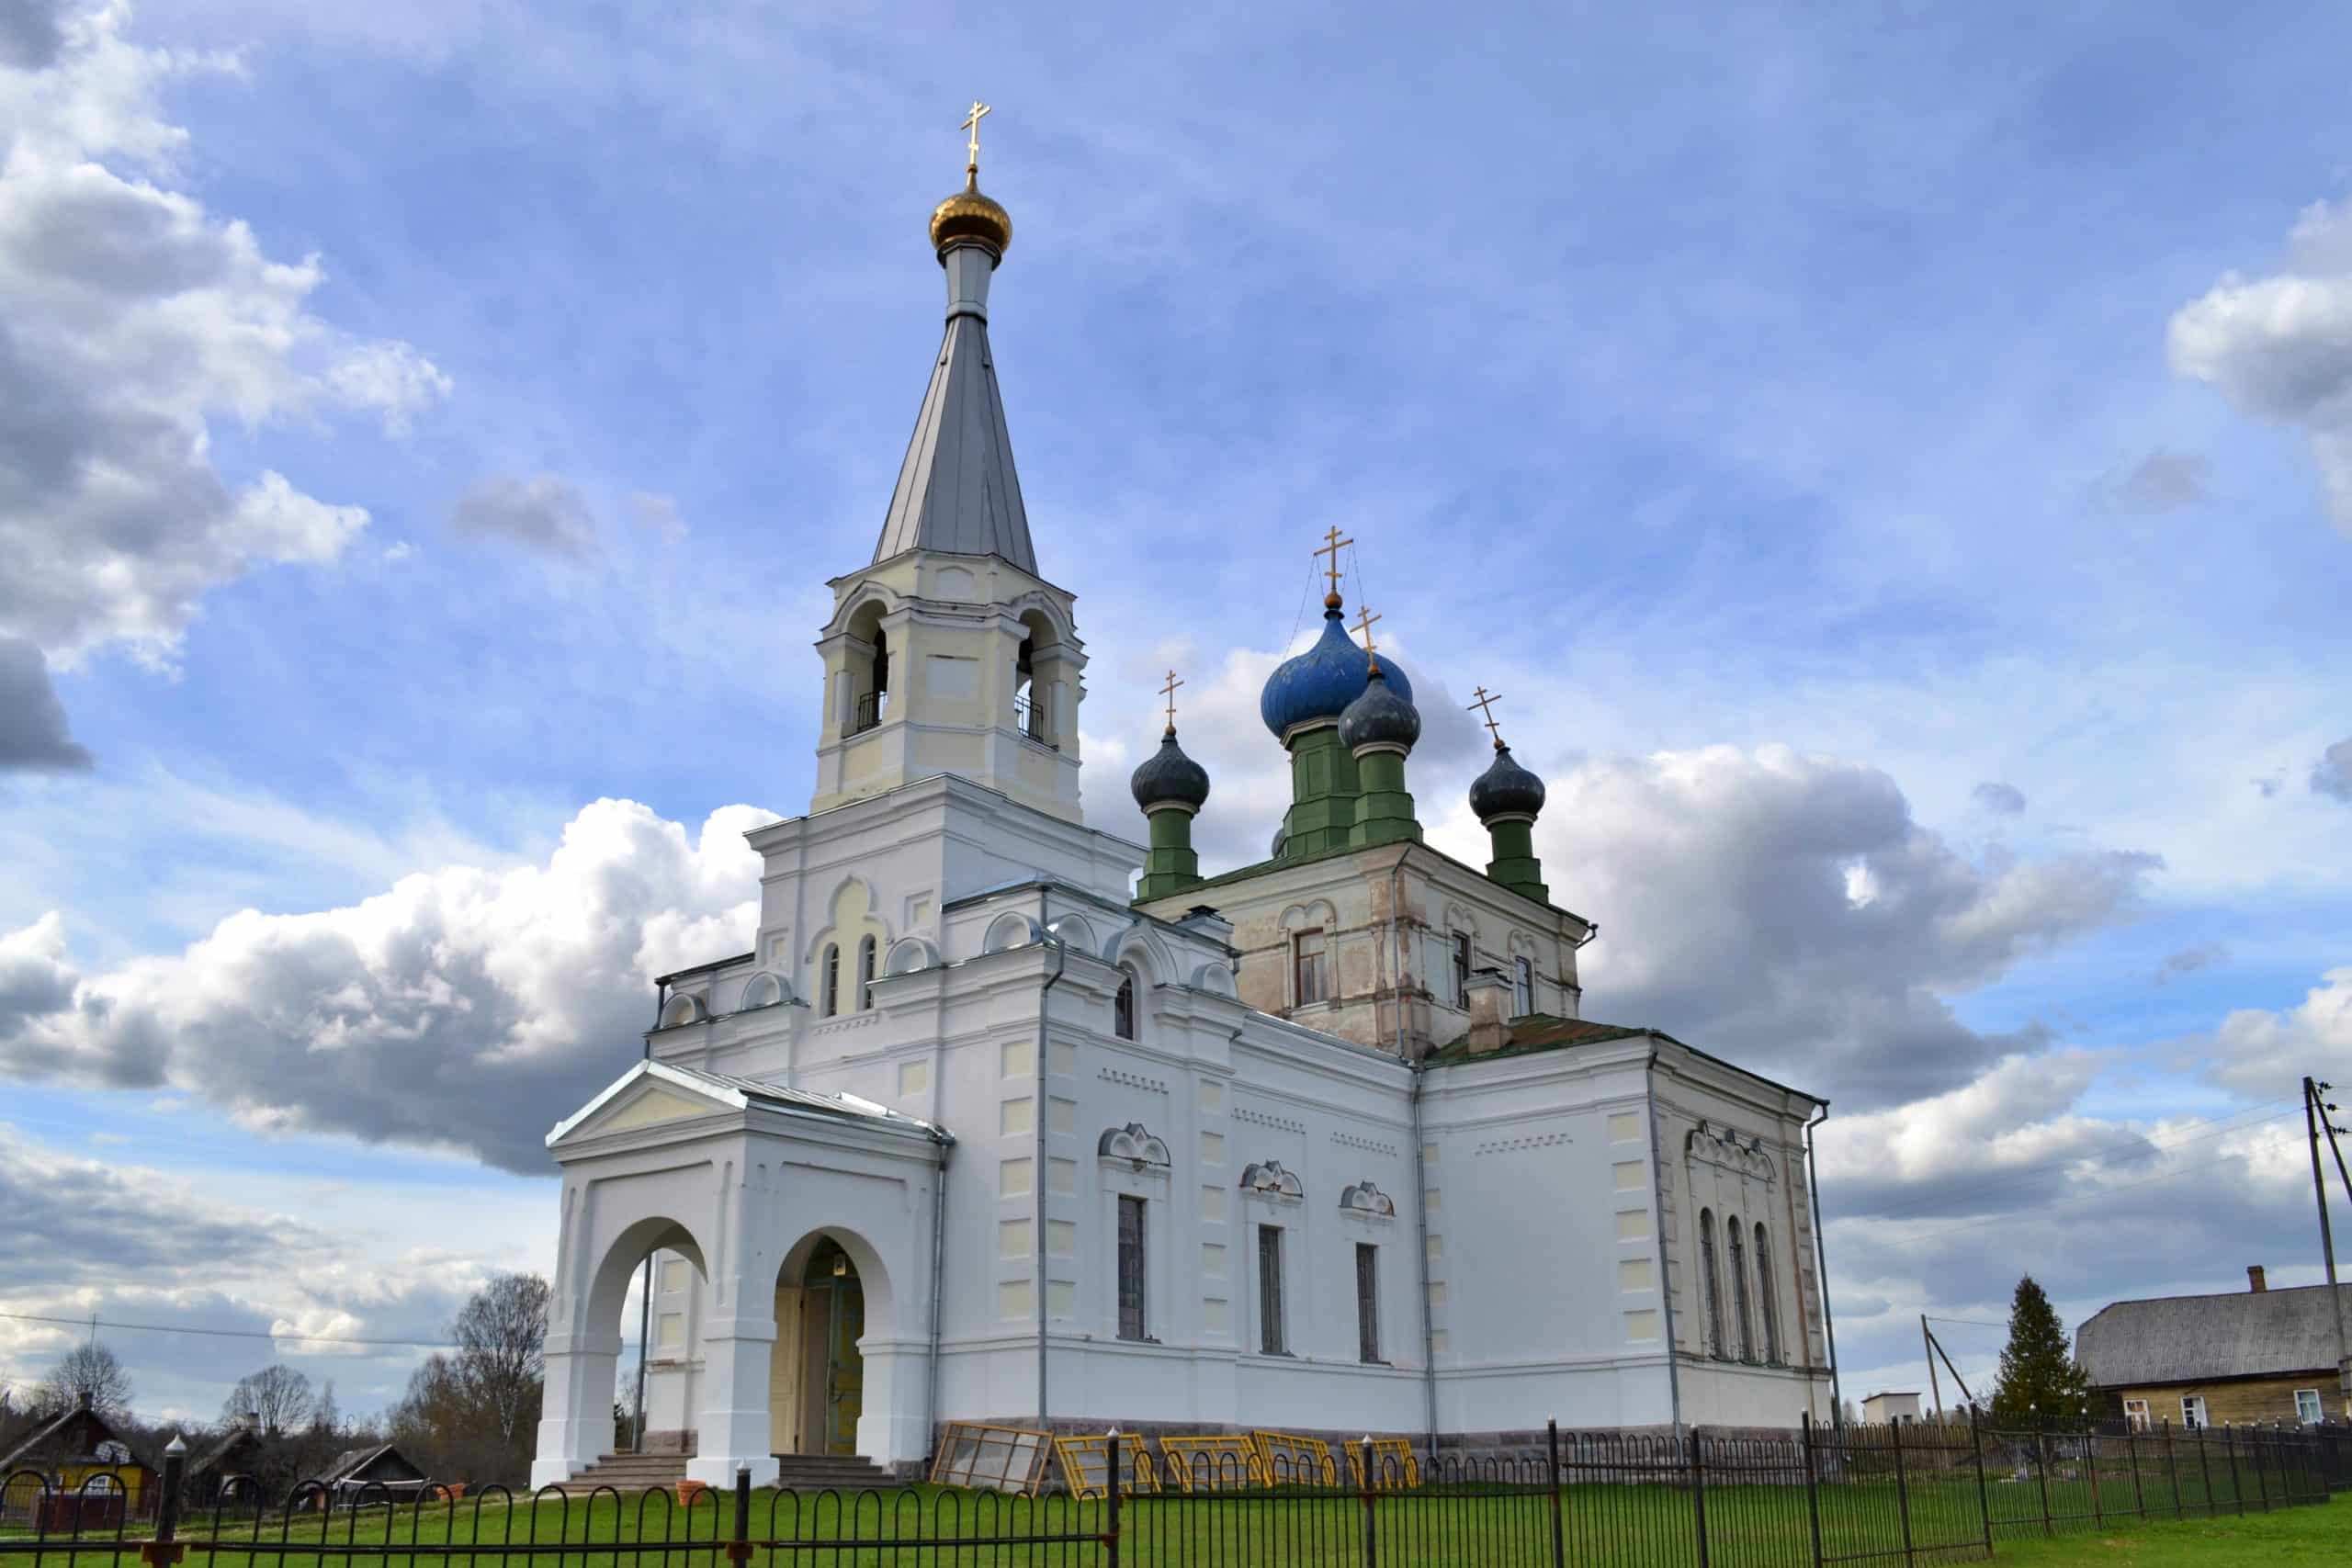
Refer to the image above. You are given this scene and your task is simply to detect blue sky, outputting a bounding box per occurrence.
[4,1,2351,1424]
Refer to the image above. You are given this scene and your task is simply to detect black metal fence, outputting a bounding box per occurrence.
[2,1416,2340,1568]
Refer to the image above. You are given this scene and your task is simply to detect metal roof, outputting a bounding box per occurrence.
[870,306,1035,572]
[2075,1282,2352,1386]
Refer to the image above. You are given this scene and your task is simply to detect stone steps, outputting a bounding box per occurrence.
[548,1453,899,1495]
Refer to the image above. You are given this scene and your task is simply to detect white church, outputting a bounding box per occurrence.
[531,134,1838,1490]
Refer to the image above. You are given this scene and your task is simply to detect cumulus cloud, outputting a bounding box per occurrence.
[0,635,91,771]
[450,474,596,555]
[1970,780,2026,815]
[2311,737,2352,802]
[0,798,767,1171]
[1532,745,2156,1106]
[2169,197,2352,534]
[2199,966,2352,1099]
[0,8,445,686]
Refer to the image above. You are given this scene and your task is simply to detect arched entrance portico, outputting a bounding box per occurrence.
[770,1229,894,1460]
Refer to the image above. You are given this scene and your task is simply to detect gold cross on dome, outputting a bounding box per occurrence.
[1314,525,1354,599]
[1159,668,1184,729]
[1467,685,1506,748]
[961,100,992,169]
[1351,605,1383,671]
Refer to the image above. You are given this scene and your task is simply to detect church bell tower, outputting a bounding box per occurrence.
[810,107,1088,823]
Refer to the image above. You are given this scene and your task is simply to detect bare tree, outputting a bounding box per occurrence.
[33,1345,133,1421]
[451,1274,548,1444]
[221,1365,314,1435]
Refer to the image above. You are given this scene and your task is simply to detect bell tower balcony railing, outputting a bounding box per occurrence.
[1012,690,1052,747]
[853,690,888,734]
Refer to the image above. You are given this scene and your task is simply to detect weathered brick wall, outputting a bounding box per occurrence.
[2108,1373,2338,1428]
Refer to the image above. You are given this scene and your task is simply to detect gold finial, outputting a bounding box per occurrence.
[1314,525,1354,609]
[1467,685,1506,749]
[961,100,992,175]
[1159,668,1184,733]
[1351,604,1383,673]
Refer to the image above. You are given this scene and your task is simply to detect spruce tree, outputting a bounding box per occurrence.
[1987,1275,2090,1427]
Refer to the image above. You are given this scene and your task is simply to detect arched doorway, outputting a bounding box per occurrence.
[771,1238,866,1456]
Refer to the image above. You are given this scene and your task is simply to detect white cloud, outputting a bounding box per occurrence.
[2200,966,2352,1099]
[0,4,447,688]
[2312,737,2352,802]
[2169,197,2352,534]
[0,797,766,1170]
[450,474,596,556]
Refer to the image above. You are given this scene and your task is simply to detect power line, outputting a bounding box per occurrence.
[0,1310,458,1351]
[1866,1108,2302,1245]
[1849,1097,2298,1226]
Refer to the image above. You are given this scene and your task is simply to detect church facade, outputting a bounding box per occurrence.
[531,148,1836,1490]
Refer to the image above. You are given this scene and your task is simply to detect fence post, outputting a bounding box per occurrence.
[2086,1420,2103,1527]
[2254,1427,2271,1512]
[2160,1418,2180,1518]
[1358,1437,1378,1568]
[2223,1426,2245,1515]
[142,1437,187,1568]
[2120,1419,2143,1519]
[1802,1413,1827,1568]
[2032,1422,2052,1537]
[1545,1419,1565,1568]
[728,1463,752,1568]
[1690,1428,1711,1568]
[2192,1422,2213,1515]
[1890,1415,1916,1568]
[1104,1430,1122,1568]
[1968,1408,1993,1557]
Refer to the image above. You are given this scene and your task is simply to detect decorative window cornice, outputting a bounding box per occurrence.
[1097,1122,1171,1169]
[1338,1179,1396,1218]
[1685,1120,1778,1181]
[1239,1159,1305,1201]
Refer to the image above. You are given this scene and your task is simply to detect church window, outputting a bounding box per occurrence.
[1755,1223,1781,1365]
[1512,955,1534,1017]
[1355,1243,1382,1363]
[820,944,840,1017]
[1698,1209,1725,1359]
[1114,968,1137,1040]
[1294,931,1329,1006]
[858,935,878,1009]
[1451,931,1472,1007]
[1117,1195,1148,1341]
[1257,1224,1288,1355]
[1726,1213,1754,1360]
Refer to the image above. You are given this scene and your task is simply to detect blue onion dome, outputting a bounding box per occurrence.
[1260,604,1415,739]
[1337,664,1421,753]
[1130,727,1211,812]
[1469,743,1546,821]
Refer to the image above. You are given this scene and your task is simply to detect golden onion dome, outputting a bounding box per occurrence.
[930,170,1012,255]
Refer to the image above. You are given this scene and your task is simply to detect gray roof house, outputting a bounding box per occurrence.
[2075,1269,2351,1427]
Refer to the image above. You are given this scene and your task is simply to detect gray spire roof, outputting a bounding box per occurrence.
[870,241,1037,573]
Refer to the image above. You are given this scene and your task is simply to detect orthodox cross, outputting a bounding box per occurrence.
[1351,605,1383,671]
[1159,668,1184,730]
[1314,525,1354,599]
[961,100,992,169]
[1467,684,1507,748]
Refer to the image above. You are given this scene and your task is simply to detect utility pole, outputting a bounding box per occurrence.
[1923,1314,1944,1421]
[2310,1077,2351,1413]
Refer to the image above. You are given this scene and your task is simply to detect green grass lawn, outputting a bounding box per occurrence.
[1987,1494,2348,1565]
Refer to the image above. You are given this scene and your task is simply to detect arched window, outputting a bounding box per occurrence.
[1726,1213,1754,1360]
[1512,954,1534,1017]
[820,943,840,1018]
[1114,967,1137,1040]
[858,935,878,1010]
[1755,1223,1781,1365]
[1698,1209,1724,1359]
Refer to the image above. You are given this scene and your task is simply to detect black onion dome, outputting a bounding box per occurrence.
[1131,728,1211,812]
[1337,665,1421,753]
[1469,743,1546,820]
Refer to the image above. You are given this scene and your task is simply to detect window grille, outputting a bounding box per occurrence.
[1257,1224,1287,1355]
[1512,954,1533,1016]
[1117,1195,1148,1341]
[1355,1243,1381,1363]
[1754,1222,1780,1364]
[1293,931,1329,1006]
[820,943,840,1018]
[858,935,877,1010]
[853,689,888,733]
[1727,1214,1754,1360]
[1452,932,1471,1007]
